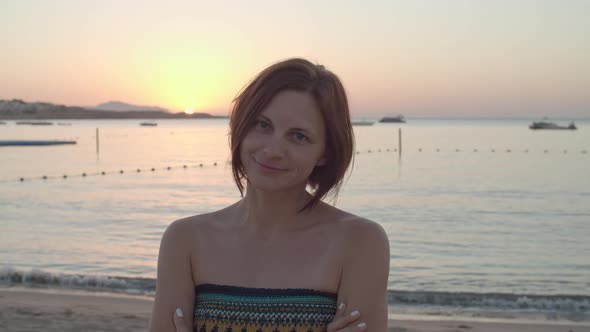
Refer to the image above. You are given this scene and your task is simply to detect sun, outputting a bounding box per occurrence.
[184,108,194,115]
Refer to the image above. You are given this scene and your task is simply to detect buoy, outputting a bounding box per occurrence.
[492,149,495,152]
[42,175,47,180]
[82,173,87,177]
[214,162,217,166]
[199,164,203,167]
[455,149,460,152]
[167,166,171,170]
[544,149,548,153]
[418,148,422,152]
[120,170,124,174]
[137,169,141,172]
[436,149,440,152]
[183,165,187,168]
[101,171,106,175]
[63,175,67,179]
[151,168,155,171]
[19,177,24,182]
[506,149,511,153]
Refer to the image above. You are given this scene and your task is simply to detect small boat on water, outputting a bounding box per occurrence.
[16,121,54,126]
[379,115,406,123]
[352,120,375,126]
[140,122,158,127]
[0,140,77,146]
[529,120,577,130]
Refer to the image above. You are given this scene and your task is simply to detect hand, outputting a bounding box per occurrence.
[327,303,367,332]
[172,307,191,332]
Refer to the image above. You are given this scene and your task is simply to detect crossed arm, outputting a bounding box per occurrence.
[148,219,196,332]
[332,220,391,332]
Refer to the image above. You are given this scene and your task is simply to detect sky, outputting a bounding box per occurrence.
[1,0,589,118]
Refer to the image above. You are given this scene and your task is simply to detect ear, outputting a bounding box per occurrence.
[316,156,327,166]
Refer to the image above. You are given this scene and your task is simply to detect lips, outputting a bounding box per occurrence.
[253,157,288,171]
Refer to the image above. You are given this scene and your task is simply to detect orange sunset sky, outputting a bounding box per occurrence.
[1,0,589,118]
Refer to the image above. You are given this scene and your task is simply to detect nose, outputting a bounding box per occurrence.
[261,135,286,159]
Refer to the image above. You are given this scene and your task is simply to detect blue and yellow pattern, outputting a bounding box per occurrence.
[194,283,337,332]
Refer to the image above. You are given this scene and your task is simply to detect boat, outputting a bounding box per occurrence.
[529,120,577,130]
[352,120,375,126]
[15,121,54,126]
[0,140,77,146]
[0,121,6,125]
[140,122,158,127]
[379,115,406,123]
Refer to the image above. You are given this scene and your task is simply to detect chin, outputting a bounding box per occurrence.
[246,176,308,194]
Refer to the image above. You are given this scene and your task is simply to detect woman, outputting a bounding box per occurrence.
[149,58,390,332]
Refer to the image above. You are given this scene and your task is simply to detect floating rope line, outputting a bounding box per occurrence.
[352,148,588,155]
[12,162,220,183]
[5,147,588,183]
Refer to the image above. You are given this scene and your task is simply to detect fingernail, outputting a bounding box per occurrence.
[338,302,346,311]
[357,322,367,329]
[175,307,184,318]
[350,310,360,317]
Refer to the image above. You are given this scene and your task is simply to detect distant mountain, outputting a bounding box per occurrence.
[0,99,222,120]
[90,101,169,112]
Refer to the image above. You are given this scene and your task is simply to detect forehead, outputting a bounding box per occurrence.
[260,90,324,130]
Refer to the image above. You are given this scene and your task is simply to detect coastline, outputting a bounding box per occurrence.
[1,288,589,332]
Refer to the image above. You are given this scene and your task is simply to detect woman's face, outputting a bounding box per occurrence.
[240,90,327,193]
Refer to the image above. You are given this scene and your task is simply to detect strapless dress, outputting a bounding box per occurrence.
[194,283,337,332]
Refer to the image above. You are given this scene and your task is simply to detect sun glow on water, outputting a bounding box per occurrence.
[184,109,194,115]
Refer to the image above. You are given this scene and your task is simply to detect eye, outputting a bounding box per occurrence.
[255,119,270,130]
[291,132,309,143]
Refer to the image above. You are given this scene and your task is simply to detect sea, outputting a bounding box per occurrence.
[1,118,589,323]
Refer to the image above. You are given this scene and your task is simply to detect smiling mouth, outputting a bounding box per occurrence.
[253,158,287,171]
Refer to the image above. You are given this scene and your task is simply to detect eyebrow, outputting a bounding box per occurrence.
[258,115,313,135]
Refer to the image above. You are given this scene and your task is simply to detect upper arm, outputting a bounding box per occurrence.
[336,221,390,331]
[149,218,196,332]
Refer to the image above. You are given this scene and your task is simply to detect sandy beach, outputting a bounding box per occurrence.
[1,288,589,332]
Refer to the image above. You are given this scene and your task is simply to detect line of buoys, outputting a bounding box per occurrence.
[353,148,589,154]
[13,162,220,183]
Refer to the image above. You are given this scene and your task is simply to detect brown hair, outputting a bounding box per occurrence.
[229,58,354,210]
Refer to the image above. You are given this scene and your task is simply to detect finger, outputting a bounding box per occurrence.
[173,307,190,332]
[327,309,361,331]
[327,302,347,331]
[327,303,346,332]
[334,321,367,332]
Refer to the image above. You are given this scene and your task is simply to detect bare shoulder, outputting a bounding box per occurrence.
[163,204,235,241]
[321,203,389,252]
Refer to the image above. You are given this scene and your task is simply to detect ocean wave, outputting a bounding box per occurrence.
[0,267,155,295]
[390,290,590,315]
[2,267,589,317]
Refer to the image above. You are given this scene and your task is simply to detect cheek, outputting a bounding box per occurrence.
[239,132,257,154]
[297,149,325,171]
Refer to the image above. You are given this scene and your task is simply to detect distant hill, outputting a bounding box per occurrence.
[0,99,222,120]
[89,101,169,112]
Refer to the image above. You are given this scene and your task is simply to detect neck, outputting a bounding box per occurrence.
[235,185,318,233]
